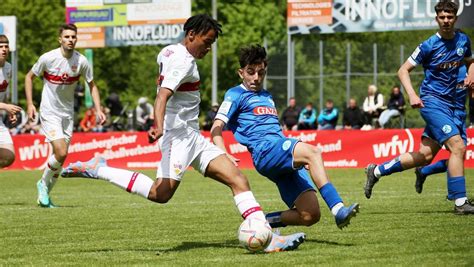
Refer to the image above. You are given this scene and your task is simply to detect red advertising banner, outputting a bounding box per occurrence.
[6,129,474,170]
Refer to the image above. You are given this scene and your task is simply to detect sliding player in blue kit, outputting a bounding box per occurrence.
[364,0,474,214]
[211,45,359,231]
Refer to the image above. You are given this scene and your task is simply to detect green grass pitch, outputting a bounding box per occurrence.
[1,169,473,266]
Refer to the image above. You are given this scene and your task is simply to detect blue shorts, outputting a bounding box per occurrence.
[421,102,460,145]
[252,138,316,208]
[454,109,467,144]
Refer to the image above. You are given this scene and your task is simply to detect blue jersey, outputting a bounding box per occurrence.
[409,31,472,107]
[215,84,284,153]
[455,64,467,111]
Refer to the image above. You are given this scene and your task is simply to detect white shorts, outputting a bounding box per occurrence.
[0,124,13,145]
[40,113,73,143]
[156,128,225,181]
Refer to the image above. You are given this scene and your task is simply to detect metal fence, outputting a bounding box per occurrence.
[265,39,427,127]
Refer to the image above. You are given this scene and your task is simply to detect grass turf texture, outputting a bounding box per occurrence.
[1,169,473,266]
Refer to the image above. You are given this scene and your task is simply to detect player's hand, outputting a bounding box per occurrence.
[96,110,107,125]
[465,76,474,89]
[27,104,37,121]
[148,128,162,143]
[3,103,22,116]
[225,153,240,166]
[408,94,424,109]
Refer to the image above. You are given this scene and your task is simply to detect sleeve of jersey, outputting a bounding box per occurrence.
[408,42,428,66]
[215,90,239,124]
[465,37,472,59]
[81,59,94,83]
[160,57,192,92]
[30,55,46,77]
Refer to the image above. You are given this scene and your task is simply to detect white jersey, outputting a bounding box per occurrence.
[0,61,12,127]
[31,48,93,119]
[157,43,200,131]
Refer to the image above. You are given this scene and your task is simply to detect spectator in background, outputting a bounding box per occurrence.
[135,97,154,131]
[362,84,384,130]
[203,102,219,131]
[297,102,317,129]
[21,110,41,134]
[343,98,364,130]
[317,99,339,130]
[281,97,300,131]
[79,107,99,132]
[105,91,123,117]
[378,86,405,129]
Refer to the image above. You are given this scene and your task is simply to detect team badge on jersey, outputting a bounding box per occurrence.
[456,47,464,56]
[282,140,292,151]
[71,65,78,72]
[442,125,452,134]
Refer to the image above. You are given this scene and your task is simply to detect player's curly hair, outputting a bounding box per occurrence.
[59,23,77,35]
[435,0,458,15]
[183,14,222,38]
[239,45,267,68]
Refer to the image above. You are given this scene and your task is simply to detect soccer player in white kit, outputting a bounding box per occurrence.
[62,14,305,252]
[25,24,106,208]
[0,35,21,168]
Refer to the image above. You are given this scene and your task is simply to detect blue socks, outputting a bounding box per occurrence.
[265,211,286,228]
[447,176,466,201]
[420,159,447,176]
[378,157,404,176]
[319,183,343,210]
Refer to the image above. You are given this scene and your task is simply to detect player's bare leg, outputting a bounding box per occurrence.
[279,191,321,226]
[37,138,69,207]
[444,135,474,214]
[291,142,359,229]
[365,137,440,199]
[0,144,15,168]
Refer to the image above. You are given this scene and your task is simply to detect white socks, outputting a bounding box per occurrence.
[455,197,468,207]
[97,167,153,198]
[331,202,344,216]
[234,191,266,221]
[42,154,62,192]
[374,166,382,178]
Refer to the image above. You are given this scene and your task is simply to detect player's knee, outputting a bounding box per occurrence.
[148,191,173,204]
[55,150,68,163]
[0,151,15,168]
[299,210,320,226]
[307,146,323,161]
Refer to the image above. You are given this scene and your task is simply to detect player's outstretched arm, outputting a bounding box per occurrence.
[398,60,423,108]
[88,80,106,125]
[24,70,37,121]
[211,119,239,166]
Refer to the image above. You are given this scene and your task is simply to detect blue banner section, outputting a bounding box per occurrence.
[290,0,474,34]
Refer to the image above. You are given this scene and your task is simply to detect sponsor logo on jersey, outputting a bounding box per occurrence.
[456,47,464,56]
[253,106,277,116]
[282,140,292,151]
[442,125,452,134]
[437,60,461,70]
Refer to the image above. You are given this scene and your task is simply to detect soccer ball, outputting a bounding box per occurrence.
[237,217,273,252]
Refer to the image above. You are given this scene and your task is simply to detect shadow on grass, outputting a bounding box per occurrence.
[364,210,452,215]
[305,238,354,247]
[0,202,29,206]
[157,239,239,255]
